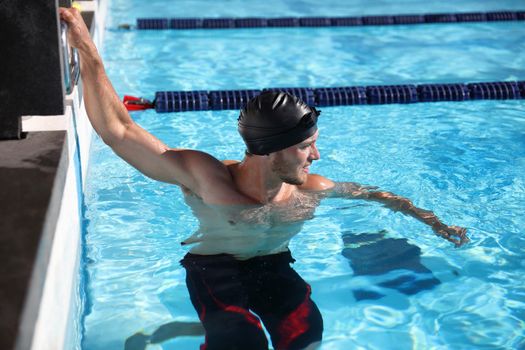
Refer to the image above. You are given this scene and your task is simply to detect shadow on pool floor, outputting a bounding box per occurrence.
[342,230,441,301]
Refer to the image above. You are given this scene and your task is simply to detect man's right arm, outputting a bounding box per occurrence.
[59,8,229,198]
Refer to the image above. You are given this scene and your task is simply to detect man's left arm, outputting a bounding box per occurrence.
[331,182,469,247]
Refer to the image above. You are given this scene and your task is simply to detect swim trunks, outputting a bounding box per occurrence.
[181,251,323,350]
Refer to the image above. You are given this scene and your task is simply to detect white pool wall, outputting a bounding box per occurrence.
[16,1,107,349]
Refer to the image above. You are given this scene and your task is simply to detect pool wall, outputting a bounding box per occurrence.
[10,1,105,349]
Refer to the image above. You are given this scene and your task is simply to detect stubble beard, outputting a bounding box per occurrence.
[271,157,305,185]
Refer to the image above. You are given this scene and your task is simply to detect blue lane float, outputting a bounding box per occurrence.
[209,90,260,110]
[123,81,525,113]
[519,81,525,98]
[366,85,418,104]
[315,87,367,106]
[134,11,525,30]
[417,84,470,102]
[155,91,209,112]
[467,82,521,100]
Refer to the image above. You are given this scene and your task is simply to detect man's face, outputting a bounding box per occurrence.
[270,131,320,185]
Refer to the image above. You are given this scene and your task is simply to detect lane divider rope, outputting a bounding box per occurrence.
[123,81,525,113]
[124,11,525,30]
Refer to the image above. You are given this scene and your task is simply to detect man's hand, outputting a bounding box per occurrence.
[433,225,469,247]
[59,7,95,53]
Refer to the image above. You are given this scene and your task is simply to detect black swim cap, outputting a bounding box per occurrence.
[238,91,320,155]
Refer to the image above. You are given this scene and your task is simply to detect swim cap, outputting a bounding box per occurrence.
[238,91,320,155]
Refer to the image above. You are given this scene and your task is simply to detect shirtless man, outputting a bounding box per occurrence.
[60,7,468,350]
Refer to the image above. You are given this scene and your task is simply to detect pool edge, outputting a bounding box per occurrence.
[13,1,106,349]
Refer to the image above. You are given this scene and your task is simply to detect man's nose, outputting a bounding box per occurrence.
[310,144,320,160]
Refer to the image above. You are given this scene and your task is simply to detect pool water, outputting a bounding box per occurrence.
[82,1,525,349]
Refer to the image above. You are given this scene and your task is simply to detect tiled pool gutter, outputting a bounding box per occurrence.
[0,1,105,349]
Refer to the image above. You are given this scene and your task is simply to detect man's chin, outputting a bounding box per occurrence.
[281,174,306,186]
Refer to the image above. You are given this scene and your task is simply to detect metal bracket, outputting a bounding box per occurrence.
[60,21,80,95]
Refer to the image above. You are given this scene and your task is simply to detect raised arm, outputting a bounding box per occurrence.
[59,8,229,199]
[332,182,469,247]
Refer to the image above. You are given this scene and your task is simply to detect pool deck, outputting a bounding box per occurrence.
[0,132,67,350]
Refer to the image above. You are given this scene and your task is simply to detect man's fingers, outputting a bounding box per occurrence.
[447,226,467,237]
[59,8,73,25]
[59,7,80,23]
[58,7,94,52]
[457,227,467,238]
[441,226,469,247]
[59,7,70,17]
[436,227,468,247]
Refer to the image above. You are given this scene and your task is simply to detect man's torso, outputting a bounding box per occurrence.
[180,161,327,259]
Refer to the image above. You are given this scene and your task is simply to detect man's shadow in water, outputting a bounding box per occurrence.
[341,230,441,301]
[124,321,204,350]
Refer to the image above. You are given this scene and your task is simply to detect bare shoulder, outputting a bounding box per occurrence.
[164,149,229,174]
[298,173,335,191]
[162,149,235,193]
[174,153,253,204]
[222,159,240,166]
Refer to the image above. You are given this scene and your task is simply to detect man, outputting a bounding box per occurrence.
[60,7,468,350]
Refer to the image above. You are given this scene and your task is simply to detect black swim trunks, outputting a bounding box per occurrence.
[181,251,323,350]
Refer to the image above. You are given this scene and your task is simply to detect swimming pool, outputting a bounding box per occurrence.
[81,1,525,349]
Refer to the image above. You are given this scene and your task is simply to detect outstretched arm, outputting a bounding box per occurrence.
[59,8,230,199]
[332,182,469,247]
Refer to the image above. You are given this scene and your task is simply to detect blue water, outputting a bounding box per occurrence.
[82,1,525,349]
